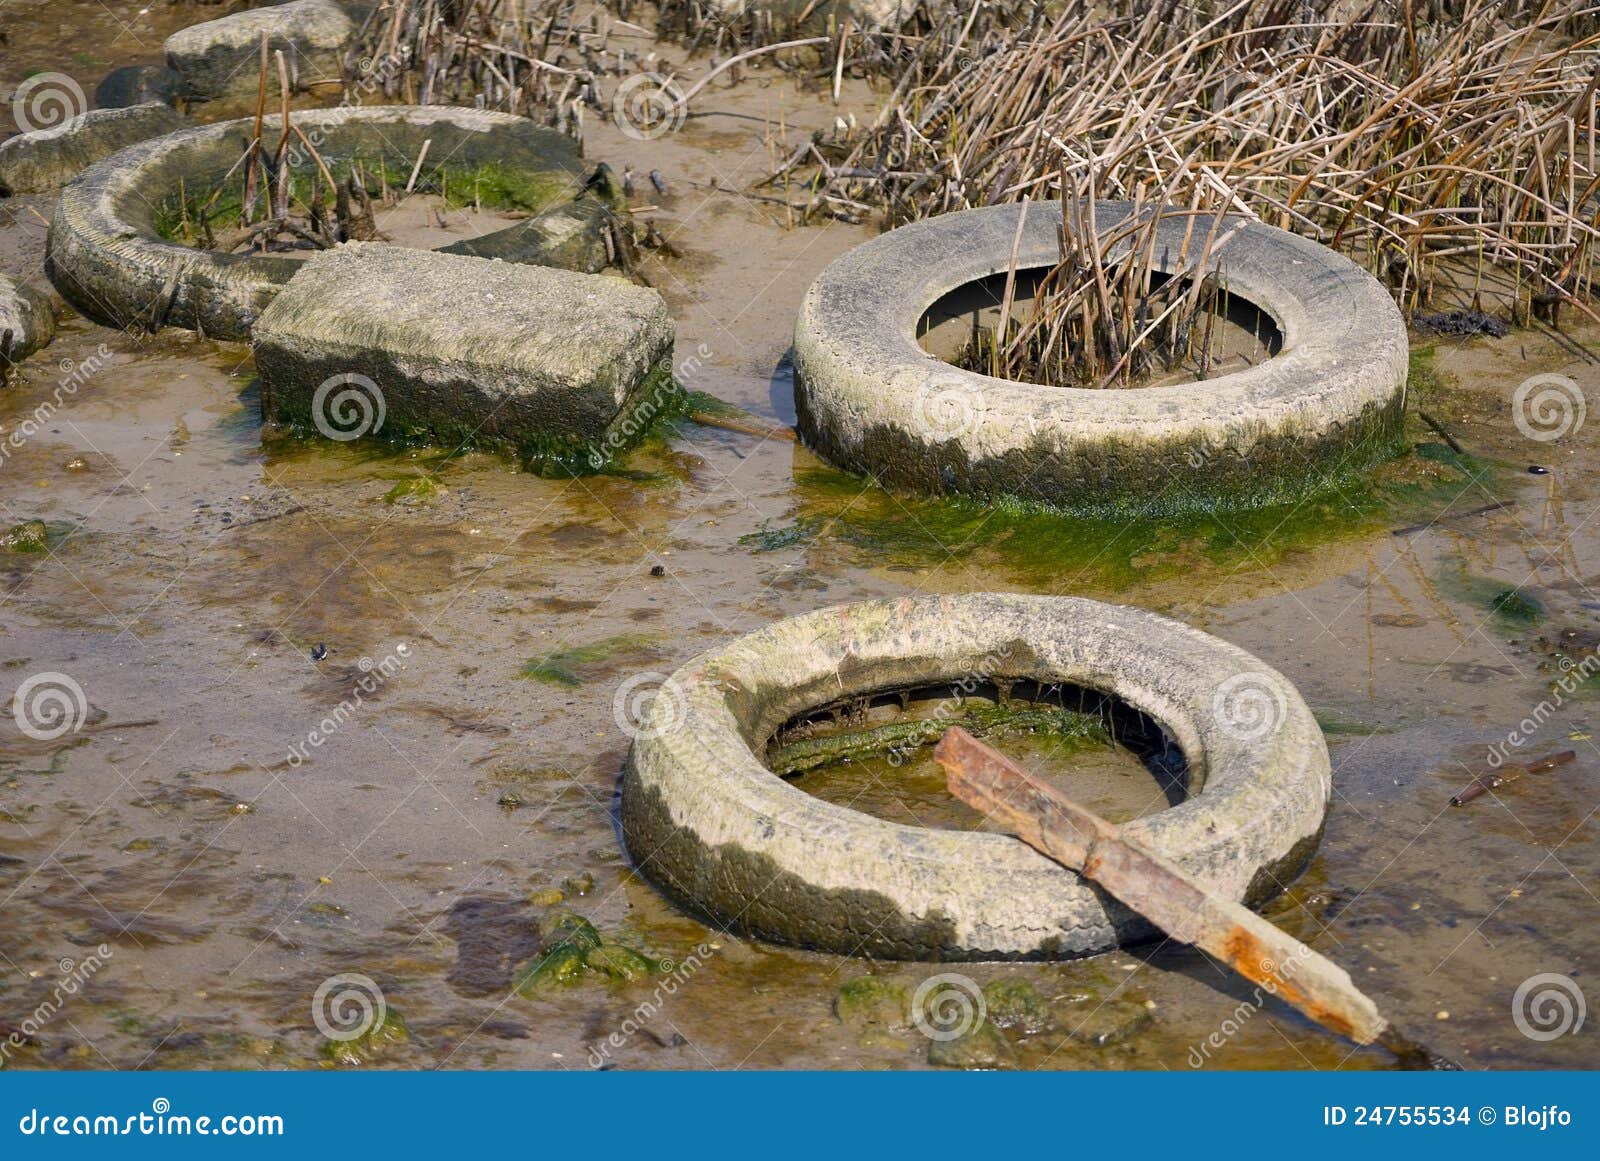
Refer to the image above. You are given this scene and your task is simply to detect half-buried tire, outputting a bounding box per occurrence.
[621,593,1330,960]
[46,105,622,342]
[793,201,1410,516]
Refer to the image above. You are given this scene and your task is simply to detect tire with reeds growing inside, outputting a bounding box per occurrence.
[46,106,624,342]
[793,201,1409,517]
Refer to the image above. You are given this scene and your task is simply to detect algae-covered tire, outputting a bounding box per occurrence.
[793,202,1409,515]
[46,106,617,341]
[621,593,1331,960]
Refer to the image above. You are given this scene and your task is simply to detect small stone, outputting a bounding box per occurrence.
[94,65,184,110]
[983,978,1052,1033]
[1056,995,1153,1047]
[63,456,90,472]
[563,871,595,896]
[584,944,654,982]
[513,942,586,996]
[926,1022,1016,1070]
[320,1007,409,1066]
[537,910,602,954]
[498,791,525,810]
[1436,1010,1450,1020]
[527,887,565,907]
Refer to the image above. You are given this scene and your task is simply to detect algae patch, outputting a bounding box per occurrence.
[520,634,661,687]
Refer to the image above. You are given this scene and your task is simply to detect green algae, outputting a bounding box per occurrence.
[520,634,659,687]
[1434,555,1547,626]
[153,161,573,246]
[381,473,442,504]
[834,975,911,1030]
[319,1007,410,1067]
[768,699,1108,775]
[770,350,1509,591]
[0,520,49,553]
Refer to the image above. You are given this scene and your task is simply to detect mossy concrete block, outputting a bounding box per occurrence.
[165,0,364,101]
[252,243,674,463]
[0,103,188,194]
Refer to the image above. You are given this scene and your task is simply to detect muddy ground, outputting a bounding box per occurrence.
[1,2,1597,1070]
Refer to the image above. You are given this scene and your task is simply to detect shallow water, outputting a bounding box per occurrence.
[2,2,1599,1072]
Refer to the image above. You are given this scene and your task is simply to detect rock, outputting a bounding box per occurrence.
[537,910,603,955]
[319,1007,409,1066]
[0,521,49,553]
[0,103,189,195]
[513,943,586,995]
[583,944,654,982]
[982,978,1052,1033]
[527,887,565,907]
[1053,994,1153,1047]
[251,243,676,471]
[926,1021,1016,1069]
[563,871,595,896]
[0,275,55,365]
[164,0,363,102]
[94,65,185,110]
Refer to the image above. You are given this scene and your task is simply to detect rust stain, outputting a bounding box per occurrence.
[1220,926,1361,1040]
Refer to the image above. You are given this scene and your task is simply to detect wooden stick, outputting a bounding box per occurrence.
[933,726,1388,1045]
